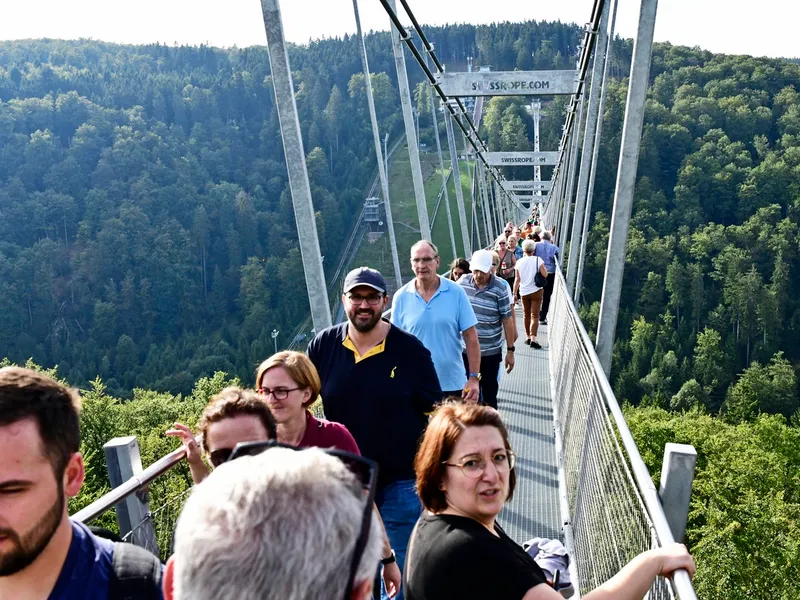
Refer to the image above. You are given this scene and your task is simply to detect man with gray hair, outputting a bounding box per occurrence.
[163,447,382,600]
[534,230,559,325]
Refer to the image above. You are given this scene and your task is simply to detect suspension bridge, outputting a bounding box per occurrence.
[71,0,698,597]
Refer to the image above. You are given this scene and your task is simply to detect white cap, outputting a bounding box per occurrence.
[469,249,494,273]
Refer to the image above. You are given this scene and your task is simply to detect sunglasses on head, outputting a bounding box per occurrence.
[226,440,378,600]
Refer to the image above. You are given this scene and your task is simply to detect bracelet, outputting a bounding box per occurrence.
[381,550,397,565]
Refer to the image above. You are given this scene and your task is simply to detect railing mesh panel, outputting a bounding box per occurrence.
[549,270,676,599]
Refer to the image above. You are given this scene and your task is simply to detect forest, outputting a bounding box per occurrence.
[1,19,799,599]
[0,21,583,395]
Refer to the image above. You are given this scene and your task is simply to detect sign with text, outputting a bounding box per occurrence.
[485,152,559,166]
[502,180,552,192]
[437,70,578,97]
[511,194,549,206]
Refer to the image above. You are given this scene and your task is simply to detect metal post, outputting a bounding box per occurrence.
[426,55,458,260]
[259,0,332,331]
[477,160,493,246]
[562,87,586,264]
[567,5,610,297]
[445,108,470,256]
[532,99,542,206]
[384,132,389,183]
[491,174,503,236]
[575,0,619,304]
[659,443,697,543]
[493,180,505,231]
[465,156,478,247]
[387,0,430,240]
[558,129,576,249]
[104,437,157,552]
[353,0,402,290]
[596,0,659,376]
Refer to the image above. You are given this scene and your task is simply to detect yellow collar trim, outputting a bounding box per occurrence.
[342,335,386,363]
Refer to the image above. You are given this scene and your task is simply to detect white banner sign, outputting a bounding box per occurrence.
[485,152,559,166]
[437,70,578,97]
[512,194,549,204]
[502,180,552,192]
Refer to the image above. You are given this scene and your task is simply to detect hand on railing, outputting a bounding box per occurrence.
[166,423,210,484]
[653,543,696,580]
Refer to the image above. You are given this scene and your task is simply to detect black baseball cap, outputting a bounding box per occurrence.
[343,267,386,294]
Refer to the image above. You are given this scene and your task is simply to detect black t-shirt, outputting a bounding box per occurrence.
[404,514,547,600]
[307,321,442,489]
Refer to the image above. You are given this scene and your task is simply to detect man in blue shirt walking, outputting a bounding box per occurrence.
[391,240,481,401]
[534,230,560,324]
[0,366,163,600]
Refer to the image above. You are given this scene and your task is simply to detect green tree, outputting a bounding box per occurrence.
[724,352,799,423]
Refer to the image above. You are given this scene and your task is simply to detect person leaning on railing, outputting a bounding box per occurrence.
[166,386,277,484]
[403,401,696,600]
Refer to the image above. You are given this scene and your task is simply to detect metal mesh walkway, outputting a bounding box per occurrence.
[497,312,561,544]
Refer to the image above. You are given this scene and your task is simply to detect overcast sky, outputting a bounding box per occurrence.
[1,0,796,59]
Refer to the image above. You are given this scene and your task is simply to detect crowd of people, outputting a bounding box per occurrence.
[0,212,696,600]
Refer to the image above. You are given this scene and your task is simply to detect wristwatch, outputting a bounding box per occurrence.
[468,372,481,381]
[507,346,516,352]
[381,550,397,565]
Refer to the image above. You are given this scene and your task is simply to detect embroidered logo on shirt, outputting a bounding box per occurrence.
[390,366,397,378]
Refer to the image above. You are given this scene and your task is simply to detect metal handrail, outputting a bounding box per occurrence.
[554,265,697,599]
[72,444,188,524]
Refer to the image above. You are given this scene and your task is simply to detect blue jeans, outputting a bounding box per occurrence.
[375,479,422,600]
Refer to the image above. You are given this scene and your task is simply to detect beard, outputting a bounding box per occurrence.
[347,306,382,333]
[0,488,64,576]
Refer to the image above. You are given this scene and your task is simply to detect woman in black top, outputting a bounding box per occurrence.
[404,402,696,600]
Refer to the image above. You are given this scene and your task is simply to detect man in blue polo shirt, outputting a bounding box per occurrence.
[308,267,441,600]
[391,240,481,400]
[0,367,163,600]
[535,230,560,325]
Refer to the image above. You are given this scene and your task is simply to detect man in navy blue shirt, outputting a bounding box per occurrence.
[308,267,442,600]
[0,366,163,600]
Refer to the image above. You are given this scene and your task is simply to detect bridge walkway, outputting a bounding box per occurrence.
[497,313,561,544]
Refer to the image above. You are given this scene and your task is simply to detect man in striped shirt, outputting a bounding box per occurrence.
[458,250,517,408]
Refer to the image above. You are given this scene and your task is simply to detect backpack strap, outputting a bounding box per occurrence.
[109,542,163,600]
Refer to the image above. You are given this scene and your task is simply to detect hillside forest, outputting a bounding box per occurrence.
[1,19,799,599]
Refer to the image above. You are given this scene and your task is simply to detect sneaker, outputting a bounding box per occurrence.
[540,318,548,325]
[525,339,532,346]
[531,340,542,349]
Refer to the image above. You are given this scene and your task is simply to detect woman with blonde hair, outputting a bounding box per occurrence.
[255,350,359,451]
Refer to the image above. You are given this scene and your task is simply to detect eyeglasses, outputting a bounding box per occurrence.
[498,242,507,246]
[227,441,378,600]
[412,256,437,264]
[346,293,383,306]
[256,386,302,400]
[443,450,516,479]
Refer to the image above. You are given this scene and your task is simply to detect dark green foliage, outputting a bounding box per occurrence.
[0,24,582,398]
[552,45,800,420]
[626,406,800,600]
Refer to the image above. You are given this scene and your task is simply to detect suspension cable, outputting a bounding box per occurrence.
[550,0,607,186]
[375,0,516,206]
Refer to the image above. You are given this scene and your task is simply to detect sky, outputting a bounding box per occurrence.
[1,0,797,60]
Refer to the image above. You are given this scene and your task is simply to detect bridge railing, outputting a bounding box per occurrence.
[548,266,697,599]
